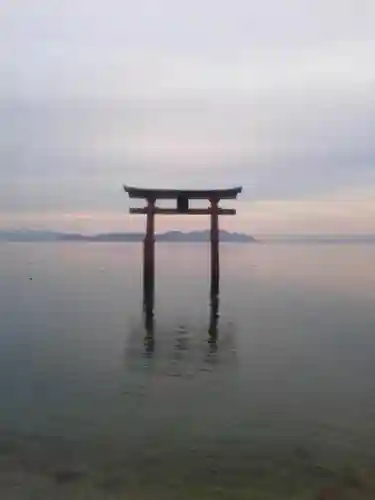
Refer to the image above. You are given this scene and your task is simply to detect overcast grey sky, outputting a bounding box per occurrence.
[1,0,374,233]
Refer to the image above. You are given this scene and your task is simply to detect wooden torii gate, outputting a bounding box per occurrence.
[124,185,242,309]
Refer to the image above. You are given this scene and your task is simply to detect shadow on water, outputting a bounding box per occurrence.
[208,292,219,353]
[143,298,155,358]
[143,269,155,357]
[141,281,222,361]
[123,275,238,378]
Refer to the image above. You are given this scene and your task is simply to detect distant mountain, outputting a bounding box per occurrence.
[0,230,256,243]
[61,230,255,243]
[155,230,255,242]
[0,230,64,242]
[60,232,142,242]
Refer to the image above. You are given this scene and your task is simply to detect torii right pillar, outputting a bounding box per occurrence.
[210,197,220,299]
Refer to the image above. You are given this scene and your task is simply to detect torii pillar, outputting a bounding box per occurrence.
[210,196,220,299]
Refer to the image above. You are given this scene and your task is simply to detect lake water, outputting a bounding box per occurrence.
[1,242,375,498]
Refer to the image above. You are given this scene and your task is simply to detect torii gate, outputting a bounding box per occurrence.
[124,185,243,311]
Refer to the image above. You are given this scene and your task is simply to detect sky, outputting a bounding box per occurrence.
[1,0,375,234]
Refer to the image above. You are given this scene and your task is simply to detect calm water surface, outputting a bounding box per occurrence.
[1,242,375,498]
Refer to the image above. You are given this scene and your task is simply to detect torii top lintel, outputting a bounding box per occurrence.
[123,185,243,200]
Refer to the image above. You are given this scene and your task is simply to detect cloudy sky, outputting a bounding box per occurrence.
[1,0,374,234]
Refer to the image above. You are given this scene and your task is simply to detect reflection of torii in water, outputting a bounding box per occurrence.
[142,288,220,357]
[143,286,155,356]
[208,293,219,352]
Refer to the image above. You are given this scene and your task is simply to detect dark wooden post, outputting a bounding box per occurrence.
[210,197,220,299]
[143,307,155,355]
[143,197,155,315]
[208,292,219,348]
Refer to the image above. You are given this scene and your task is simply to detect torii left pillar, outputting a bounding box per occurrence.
[143,197,155,319]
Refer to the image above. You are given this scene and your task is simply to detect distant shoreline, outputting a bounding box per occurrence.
[1,230,375,244]
[0,230,256,243]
